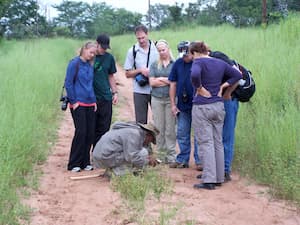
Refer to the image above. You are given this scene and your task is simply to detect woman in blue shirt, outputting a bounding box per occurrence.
[65,41,97,172]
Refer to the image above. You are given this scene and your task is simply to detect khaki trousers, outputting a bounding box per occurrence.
[192,102,225,183]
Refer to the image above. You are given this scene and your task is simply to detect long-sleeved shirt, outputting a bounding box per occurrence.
[65,56,96,105]
[191,57,241,105]
[93,122,149,169]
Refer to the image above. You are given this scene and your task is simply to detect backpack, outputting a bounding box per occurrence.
[209,51,256,102]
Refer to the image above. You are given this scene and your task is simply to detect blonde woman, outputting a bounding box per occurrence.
[149,39,176,164]
[65,41,97,172]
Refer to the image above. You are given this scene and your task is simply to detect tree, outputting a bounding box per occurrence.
[168,3,184,26]
[215,0,262,26]
[53,0,90,38]
[287,0,300,11]
[146,4,170,28]
[0,0,47,38]
[84,3,142,37]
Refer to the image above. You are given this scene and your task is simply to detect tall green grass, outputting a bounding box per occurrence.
[0,14,299,225]
[111,14,300,205]
[0,38,81,224]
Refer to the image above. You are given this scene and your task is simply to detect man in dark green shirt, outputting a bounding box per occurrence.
[93,34,118,147]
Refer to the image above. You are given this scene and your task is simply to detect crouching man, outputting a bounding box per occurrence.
[93,121,159,176]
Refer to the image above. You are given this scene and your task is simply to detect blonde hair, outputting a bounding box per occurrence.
[155,39,174,69]
[77,41,97,64]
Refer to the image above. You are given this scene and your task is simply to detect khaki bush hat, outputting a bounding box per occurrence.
[138,123,160,144]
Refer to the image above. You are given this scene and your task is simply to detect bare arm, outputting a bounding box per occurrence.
[222,81,239,100]
[149,77,170,87]
[222,64,242,99]
[169,81,179,116]
[196,86,212,97]
[109,74,118,104]
[125,67,150,78]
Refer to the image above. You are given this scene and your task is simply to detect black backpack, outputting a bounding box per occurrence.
[209,51,256,102]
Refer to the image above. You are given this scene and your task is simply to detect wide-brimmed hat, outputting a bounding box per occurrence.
[138,123,160,144]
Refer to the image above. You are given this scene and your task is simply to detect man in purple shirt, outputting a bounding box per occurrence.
[189,41,241,190]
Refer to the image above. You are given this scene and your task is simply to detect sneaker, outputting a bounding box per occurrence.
[169,162,189,168]
[71,167,81,172]
[225,172,232,182]
[84,165,93,171]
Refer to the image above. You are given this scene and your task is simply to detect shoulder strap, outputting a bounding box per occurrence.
[73,60,80,83]
[133,44,137,69]
[209,51,235,66]
[132,40,151,69]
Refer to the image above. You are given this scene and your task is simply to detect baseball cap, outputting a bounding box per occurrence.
[96,34,110,49]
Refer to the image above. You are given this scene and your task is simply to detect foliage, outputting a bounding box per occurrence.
[1,0,300,39]
[0,0,11,35]
[111,168,172,210]
[0,13,299,224]
[0,38,81,224]
[0,0,47,38]
[111,13,300,206]
[53,1,143,38]
[53,0,91,38]
[147,4,170,29]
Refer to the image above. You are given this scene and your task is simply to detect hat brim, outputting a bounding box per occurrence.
[139,124,157,144]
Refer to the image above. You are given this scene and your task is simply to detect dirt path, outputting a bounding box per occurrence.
[24,66,300,225]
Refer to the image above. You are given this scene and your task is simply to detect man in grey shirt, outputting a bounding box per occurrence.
[93,121,159,176]
[124,25,158,123]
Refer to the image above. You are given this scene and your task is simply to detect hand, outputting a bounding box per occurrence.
[139,68,149,77]
[148,155,157,167]
[112,94,118,105]
[197,87,211,97]
[73,102,79,110]
[218,88,223,97]
[94,103,97,112]
[171,105,179,117]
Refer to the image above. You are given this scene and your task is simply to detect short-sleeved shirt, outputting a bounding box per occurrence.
[168,58,194,112]
[123,41,158,94]
[93,52,117,101]
[149,60,174,98]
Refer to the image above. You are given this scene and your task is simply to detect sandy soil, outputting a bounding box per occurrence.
[23,66,300,225]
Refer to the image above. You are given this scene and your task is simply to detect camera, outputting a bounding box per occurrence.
[182,90,188,103]
[60,95,69,111]
[135,73,149,87]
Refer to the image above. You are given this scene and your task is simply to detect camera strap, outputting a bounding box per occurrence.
[133,40,151,69]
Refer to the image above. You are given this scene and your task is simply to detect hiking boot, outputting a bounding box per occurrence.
[225,172,232,182]
[169,162,189,168]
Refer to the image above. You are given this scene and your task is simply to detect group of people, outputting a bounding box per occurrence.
[64,34,118,173]
[64,24,243,190]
